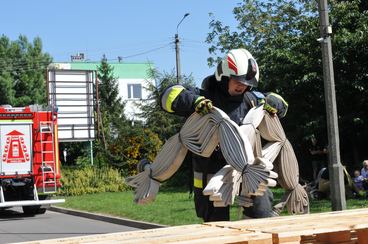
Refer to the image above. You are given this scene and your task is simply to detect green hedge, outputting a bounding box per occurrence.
[59,166,128,196]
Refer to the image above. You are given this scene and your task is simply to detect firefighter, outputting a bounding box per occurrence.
[160,48,288,222]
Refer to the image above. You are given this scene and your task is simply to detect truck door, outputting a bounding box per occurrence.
[0,122,33,175]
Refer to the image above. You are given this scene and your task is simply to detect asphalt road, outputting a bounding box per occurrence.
[0,207,140,244]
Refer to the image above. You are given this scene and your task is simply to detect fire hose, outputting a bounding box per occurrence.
[203,106,309,214]
[258,109,309,214]
[126,105,309,215]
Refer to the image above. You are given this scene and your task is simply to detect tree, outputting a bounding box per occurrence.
[136,68,196,186]
[139,68,195,141]
[93,57,127,167]
[97,56,125,131]
[329,0,368,166]
[0,35,52,106]
[206,0,368,177]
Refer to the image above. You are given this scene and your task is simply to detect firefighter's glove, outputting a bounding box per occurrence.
[194,96,213,115]
[263,93,288,118]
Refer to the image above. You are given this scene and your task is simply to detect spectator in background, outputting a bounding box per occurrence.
[361,160,368,178]
[360,160,368,190]
[353,170,365,191]
[309,135,328,181]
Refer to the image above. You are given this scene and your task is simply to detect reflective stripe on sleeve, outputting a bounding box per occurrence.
[268,92,289,117]
[269,92,289,106]
[161,85,185,113]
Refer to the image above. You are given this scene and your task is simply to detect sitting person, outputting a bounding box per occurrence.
[313,166,357,199]
[353,170,365,191]
[360,160,368,190]
[317,167,330,198]
[352,170,366,198]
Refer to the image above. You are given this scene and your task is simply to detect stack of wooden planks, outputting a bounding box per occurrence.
[207,208,368,243]
[23,208,368,244]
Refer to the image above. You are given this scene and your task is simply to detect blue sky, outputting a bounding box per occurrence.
[1,0,239,85]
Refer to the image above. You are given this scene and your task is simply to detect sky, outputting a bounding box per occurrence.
[1,0,240,85]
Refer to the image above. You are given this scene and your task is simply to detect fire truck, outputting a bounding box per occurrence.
[0,105,64,215]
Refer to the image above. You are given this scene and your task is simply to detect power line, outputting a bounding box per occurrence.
[44,38,174,58]
[181,38,208,44]
[0,41,174,72]
[113,42,173,60]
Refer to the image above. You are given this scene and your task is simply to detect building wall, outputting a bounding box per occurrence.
[50,61,154,122]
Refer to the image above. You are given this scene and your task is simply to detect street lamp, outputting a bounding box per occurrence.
[175,13,190,84]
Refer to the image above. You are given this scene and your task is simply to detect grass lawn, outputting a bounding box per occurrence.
[58,187,368,226]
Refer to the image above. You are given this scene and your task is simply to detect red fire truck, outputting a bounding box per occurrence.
[0,105,64,215]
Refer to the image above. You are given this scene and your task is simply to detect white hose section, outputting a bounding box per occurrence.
[126,107,277,205]
[203,107,309,214]
[127,105,309,214]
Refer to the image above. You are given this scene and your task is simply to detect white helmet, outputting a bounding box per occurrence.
[215,48,259,87]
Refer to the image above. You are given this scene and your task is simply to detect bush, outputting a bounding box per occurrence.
[59,166,128,196]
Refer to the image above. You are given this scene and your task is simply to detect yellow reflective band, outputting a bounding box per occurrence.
[269,92,288,106]
[193,178,203,188]
[194,96,205,104]
[165,87,184,113]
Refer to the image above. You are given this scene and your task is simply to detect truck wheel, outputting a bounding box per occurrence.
[22,205,47,215]
[22,195,49,215]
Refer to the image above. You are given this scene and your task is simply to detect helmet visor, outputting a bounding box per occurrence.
[231,75,258,87]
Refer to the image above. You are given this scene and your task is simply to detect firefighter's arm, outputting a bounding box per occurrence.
[161,85,212,116]
[263,92,288,118]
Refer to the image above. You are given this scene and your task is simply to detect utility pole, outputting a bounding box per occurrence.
[175,13,190,84]
[175,33,181,84]
[317,0,346,211]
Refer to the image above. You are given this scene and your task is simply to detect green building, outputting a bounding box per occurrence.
[51,56,154,123]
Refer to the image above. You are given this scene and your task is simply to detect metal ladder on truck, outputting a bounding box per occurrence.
[39,114,57,194]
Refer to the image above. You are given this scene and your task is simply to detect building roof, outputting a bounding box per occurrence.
[55,62,154,79]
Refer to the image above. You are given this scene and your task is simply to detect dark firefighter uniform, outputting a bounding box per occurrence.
[160,75,288,222]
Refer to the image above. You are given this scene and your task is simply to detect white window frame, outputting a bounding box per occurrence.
[127,83,142,99]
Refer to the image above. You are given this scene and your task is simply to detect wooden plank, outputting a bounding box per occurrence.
[315,230,352,243]
[118,231,272,244]
[20,225,272,244]
[355,227,368,244]
[271,232,301,244]
[162,232,272,244]
[207,209,368,243]
[207,209,368,231]
[21,225,210,244]
[20,208,368,244]
[208,211,367,232]
[113,227,246,243]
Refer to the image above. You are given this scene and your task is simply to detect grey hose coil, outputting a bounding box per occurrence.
[126,107,277,205]
[258,112,309,214]
[204,106,274,207]
[126,105,309,215]
[204,106,309,214]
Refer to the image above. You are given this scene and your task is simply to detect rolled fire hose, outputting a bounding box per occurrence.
[258,112,309,214]
[127,105,309,215]
[203,106,275,207]
[126,107,277,204]
[203,107,309,214]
